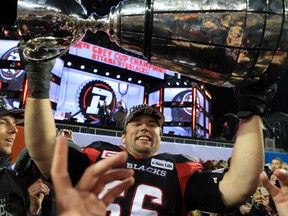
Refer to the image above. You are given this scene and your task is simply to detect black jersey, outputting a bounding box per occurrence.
[15,148,56,216]
[69,141,227,216]
[0,155,29,216]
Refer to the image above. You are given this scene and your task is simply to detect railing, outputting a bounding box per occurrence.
[55,120,286,153]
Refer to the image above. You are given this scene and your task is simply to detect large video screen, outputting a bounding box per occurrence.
[162,86,210,138]
[148,90,160,105]
[164,87,192,102]
[163,126,192,137]
[196,89,204,109]
[196,110,205,127]
[205,97,210,113]
[164,107,192,122]
[51,66,145,123]
[164,87,192,121]
[163,87,193,136]
[0,40,25,92]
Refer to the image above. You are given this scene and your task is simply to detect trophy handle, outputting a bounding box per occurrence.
[17,0,89,61]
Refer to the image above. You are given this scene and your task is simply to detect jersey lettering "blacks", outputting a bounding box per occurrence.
[126,162,167,177]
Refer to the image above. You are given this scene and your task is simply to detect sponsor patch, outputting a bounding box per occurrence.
[101,150,118,158]
[151,158,174,170]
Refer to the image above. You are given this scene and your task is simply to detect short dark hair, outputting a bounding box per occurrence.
[272,157,283,164]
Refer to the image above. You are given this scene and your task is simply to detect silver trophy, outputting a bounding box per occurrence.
[17,0,288,87]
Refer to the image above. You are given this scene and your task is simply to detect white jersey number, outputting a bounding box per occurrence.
[106,184,163,216]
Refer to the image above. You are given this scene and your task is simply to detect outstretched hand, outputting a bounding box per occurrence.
[260,169,288,216]
[51,136,134,216]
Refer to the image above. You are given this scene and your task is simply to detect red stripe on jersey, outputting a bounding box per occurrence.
[82,148,101,164]
[176,161,203,208]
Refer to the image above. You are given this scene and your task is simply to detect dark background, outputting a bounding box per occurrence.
[1,0,288,140]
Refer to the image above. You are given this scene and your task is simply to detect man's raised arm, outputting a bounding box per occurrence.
[24,60,57,179]
[219,82,277,207]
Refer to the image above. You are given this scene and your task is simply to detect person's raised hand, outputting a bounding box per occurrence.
[234,80,277,118]
[24,59,56,99]
[51,136,134,216]
[18,46,56,99]
[260,169,288,216]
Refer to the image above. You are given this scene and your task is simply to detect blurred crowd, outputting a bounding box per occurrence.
[188,157,287,216]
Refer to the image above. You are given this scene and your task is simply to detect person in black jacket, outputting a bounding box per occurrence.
[98,101,110,126]
[0,96,31,215]
[114,101,127,128]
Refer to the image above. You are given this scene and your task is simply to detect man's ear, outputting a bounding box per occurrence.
[159,128,163,136]
[121,133,126,144]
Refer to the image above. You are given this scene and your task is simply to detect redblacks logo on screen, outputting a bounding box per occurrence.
[77,80,117,122]
[0,47,24,80]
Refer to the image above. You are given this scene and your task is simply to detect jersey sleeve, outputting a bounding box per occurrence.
[83,141,124,163]
[82,142,103,164]
[184,170,227,212]
[67,146,90,186]
[70,141,122,185]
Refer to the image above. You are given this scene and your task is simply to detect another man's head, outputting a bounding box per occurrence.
[0,96,24,156]
[270,157,283,171]
[121,104,164,158]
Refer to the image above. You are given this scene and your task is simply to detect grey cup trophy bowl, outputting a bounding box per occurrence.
[17,0,288,88]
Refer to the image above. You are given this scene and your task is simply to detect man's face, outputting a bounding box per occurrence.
[0,114,18,156]
[122,115,161,158]
[271,159,282,171]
